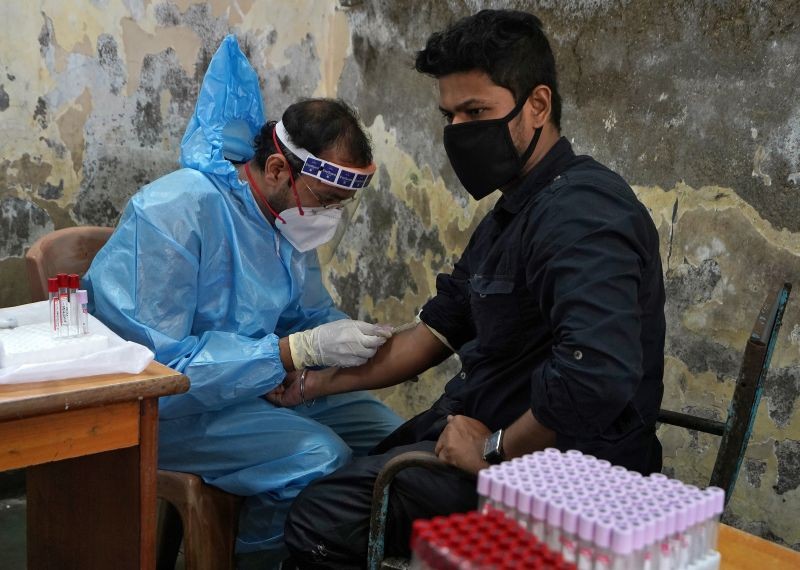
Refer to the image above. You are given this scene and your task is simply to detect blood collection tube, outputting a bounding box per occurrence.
[57,273,70,336]
[69,274,80,333]
[48,277,60,337]
[77,289,89,335]
[477,469,492,513]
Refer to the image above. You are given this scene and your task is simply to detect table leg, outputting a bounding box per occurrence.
[26,399,159,570]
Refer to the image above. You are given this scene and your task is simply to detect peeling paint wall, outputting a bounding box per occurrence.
[1,0,798,549]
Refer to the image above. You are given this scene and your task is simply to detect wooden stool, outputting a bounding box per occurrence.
[156,470,243,570]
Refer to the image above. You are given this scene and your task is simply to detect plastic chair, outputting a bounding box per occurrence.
[367,452,454,570]
[24,226,115,302]
[366,283,792,570]
[24,226,243,570]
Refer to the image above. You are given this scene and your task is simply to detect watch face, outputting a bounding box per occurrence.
[487,430,500,451]
[483,429,504,464]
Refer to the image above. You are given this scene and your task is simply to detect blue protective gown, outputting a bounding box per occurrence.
[83,36,402,554]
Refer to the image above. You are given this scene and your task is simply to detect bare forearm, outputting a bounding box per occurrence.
[312,323,451,397]
[502,409,557,459]
[278,336,294,371]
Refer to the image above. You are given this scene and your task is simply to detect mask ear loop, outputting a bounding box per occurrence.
[508,94,542,168]
[518,125,542,166]
[245,162,286,224]
[271,127,305,217]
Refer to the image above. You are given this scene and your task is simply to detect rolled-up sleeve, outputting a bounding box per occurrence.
[527,194,647,437]
[419,254,476,351]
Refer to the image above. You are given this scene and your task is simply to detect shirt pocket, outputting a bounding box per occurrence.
[469,275,526,355]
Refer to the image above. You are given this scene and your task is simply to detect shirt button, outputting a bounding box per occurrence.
[573,350,583,360]
[479,293,487,298]
[459,371,467,379]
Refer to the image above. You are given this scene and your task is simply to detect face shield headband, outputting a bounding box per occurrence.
[273,121,377,191]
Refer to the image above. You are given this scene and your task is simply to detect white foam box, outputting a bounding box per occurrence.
[0,322,109,368]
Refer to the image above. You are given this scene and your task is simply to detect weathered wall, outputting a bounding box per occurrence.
[1,0,798,549]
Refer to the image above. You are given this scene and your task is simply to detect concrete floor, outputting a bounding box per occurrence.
[0,495,187,570]
[0,496,26,569]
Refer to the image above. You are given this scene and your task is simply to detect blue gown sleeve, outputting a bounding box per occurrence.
[275,251,348,335]
[86,202,288,420]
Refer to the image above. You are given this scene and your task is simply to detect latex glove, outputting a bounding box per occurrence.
[288,320,392,369]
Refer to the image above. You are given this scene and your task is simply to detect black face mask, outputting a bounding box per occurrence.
[443,97,542,200]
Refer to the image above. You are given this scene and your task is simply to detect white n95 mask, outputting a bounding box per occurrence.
[276,207,343,252]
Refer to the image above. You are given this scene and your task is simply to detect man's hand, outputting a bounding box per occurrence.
[265,368,336,408]
[434,415,492,475]
[265,369,302,407]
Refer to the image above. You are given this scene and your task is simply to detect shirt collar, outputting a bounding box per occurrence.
[495,137,575,215]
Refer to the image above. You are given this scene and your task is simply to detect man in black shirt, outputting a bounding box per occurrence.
[275,9,666,568]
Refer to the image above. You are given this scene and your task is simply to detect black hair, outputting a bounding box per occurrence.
[252,98,373,173]
[415,9,562,130]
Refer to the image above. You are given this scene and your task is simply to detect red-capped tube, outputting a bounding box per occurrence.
[48,277,60,336]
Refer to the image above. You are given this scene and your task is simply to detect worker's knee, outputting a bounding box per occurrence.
[301,429,352,473]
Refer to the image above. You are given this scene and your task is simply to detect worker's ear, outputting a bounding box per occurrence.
[265,154,290,183]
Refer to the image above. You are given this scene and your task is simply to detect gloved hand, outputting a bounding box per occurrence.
[288,320,393,369]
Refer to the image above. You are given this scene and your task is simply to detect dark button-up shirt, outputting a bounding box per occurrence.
[418,138,666,473]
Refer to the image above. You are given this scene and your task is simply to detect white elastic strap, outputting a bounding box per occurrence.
[275,120,313,163]
[274,120,375,190]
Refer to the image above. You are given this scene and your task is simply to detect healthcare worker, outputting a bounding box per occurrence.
[84,36,402,568]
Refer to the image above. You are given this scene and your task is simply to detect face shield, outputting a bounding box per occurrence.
[273,121,376,262]
[316,191,363,264]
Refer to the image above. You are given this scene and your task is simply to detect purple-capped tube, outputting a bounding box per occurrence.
[593,517,614,570]
[502,480,518,520]
[627,515,647,569]
[639,513,658,570]
[477,469,492,513]
[516,484,534,532]
[489,472,505,513]
[705,487,725,553]
[530,489,548,541]
[77,290,89,335]
[668,500,689,568]
[561,503,581,564]
[577,510,596,570]
[698,488,716,559]
[658,506,677,570]
[595,459,612,470]
[610,520,634,570]
[546,496,565,554]
[693,490,709,558]
[683,491,704,564]
[627,517,645,570]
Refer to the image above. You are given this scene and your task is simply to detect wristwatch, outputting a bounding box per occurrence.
[482,428,505,465]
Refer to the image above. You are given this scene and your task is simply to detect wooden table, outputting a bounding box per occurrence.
[719,523,800,569]
[0,361,188,570]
